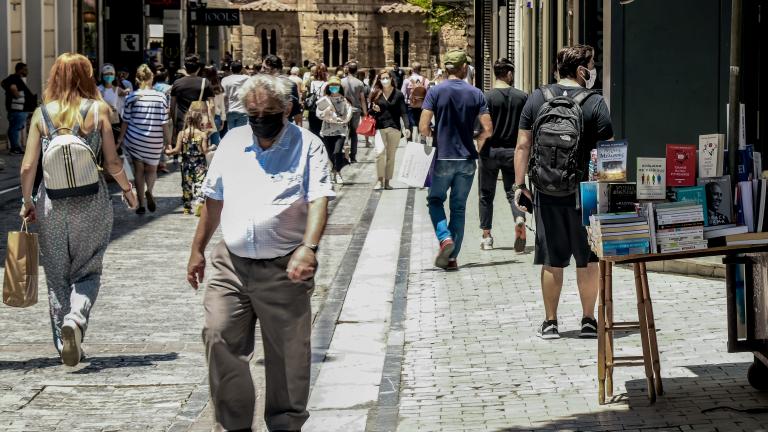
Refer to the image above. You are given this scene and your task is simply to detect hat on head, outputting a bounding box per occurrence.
[327,75,342,86]
[101,64,116,75]
[443,50,468,68]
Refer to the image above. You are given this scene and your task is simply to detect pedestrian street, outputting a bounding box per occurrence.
[0,142,766,431]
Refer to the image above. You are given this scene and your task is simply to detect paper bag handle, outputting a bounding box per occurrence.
[20,218,29,233]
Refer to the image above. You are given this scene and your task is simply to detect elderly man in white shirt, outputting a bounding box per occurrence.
[187,74,335,432]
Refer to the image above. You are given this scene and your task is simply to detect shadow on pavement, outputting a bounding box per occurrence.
[494,362,768,431]
[0,352,178,372]
[461,259,521,268]
[72,352,179,374]
[558,329,637,340]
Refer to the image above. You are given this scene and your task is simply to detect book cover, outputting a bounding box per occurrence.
[696,176,733,226]
[608,182,637,213]
[580,181,598,226]
[597,140,628,181]
[723,144,754,182]
[672,186,709,227]
[636,157,666,200]
[698,134,725,177]
[737,181,755,232]
[588,149,598,181]
[666,144,696,187]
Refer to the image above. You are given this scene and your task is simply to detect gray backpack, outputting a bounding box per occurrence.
[40,100,101,199]
[529,86,594,196]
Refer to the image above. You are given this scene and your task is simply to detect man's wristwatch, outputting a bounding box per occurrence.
[512,183,528,192]
[302,243,319,253]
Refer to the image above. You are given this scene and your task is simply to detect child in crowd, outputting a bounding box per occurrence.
[166,110,209,215]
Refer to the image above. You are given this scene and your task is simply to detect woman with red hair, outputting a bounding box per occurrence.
[19,53,138,366]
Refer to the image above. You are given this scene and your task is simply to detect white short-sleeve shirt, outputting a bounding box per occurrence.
[201,123,336,259]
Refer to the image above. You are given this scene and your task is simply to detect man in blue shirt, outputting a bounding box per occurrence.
[419,49,492,271]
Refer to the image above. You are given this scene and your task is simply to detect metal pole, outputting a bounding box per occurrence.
[728,0,742,185]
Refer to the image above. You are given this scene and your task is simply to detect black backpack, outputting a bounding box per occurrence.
[529,86,594,196]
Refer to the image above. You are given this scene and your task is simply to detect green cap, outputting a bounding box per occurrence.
[443,49,468,68]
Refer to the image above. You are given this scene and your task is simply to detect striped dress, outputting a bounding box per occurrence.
[122,89,169,165]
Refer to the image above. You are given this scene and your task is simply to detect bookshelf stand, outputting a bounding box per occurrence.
[597,244,768,405]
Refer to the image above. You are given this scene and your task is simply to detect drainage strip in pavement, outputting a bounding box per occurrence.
[365,188,415,432]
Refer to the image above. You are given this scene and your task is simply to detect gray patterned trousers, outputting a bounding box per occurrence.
[37,179,113,353]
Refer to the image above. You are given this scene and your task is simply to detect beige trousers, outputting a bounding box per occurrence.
[376,127,401,180]
[203,241,314,431]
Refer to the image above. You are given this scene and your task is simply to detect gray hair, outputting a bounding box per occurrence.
[238,74,292,111]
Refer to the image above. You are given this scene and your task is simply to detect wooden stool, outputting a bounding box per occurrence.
[597,261,663,404]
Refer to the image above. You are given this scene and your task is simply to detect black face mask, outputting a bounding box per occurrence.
[249,112,285,139]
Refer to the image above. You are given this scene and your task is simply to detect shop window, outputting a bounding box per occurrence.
[78,0,98,67]
[393,31,409,67]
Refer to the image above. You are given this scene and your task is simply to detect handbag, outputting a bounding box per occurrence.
[356,115,376,137]
[3,219,39,308]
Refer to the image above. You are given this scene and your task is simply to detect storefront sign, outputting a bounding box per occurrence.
[190,8,240,26]
[120,34,140,52]
[163,9,182,34]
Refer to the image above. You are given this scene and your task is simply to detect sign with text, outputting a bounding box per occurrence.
[189,8,240,26]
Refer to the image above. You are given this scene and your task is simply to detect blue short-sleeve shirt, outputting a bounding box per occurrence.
[422,79,489,160]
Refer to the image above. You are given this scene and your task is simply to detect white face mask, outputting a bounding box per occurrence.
[582,67,597,89]
[380,78,391,87]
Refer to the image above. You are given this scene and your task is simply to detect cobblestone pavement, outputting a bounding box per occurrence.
[1,139,768,432]
[398,182,768,432]
[0,144,379,431]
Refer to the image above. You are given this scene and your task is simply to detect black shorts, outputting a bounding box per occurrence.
[533,193,598,268]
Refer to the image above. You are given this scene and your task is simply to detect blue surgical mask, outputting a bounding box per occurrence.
[103,75,115,84]
[329,86,340,94]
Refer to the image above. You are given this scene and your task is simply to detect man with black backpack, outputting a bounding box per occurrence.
[513,45,613,340]
[479,58,528,253]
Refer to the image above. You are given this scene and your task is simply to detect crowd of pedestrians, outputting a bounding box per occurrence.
[3,44,611,431]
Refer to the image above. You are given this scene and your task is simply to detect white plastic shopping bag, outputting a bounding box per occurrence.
[397,141,436,188]
[374,130,386,156]
[122,154,134,182]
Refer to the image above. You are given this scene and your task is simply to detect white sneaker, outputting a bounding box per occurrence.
[481,235,494,250]
[61,321,82,367]
[374,180,383,190]
[335,173,345,184]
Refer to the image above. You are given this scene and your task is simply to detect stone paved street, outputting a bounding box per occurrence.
[0,141,767,431]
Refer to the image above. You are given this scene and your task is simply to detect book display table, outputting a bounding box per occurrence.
[597,245,768,404]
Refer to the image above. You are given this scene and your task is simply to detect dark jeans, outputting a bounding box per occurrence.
[478,150,525,230]
[7,111,29,151]
[348,111,361,161]
[322,135,349,172]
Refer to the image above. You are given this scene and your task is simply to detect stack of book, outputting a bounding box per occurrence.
[654,202,706,253]
[588,213,651,257]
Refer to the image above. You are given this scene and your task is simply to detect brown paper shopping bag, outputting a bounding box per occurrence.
[3,219,39,307]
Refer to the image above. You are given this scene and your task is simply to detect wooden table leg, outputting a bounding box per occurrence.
[606,262,615,397]
[598,260,607,405]
[633,263,657,403]
[640,262,663,396]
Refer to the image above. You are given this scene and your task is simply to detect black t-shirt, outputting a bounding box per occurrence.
[170,76,215,122]
[1,74,35,112]
[519,84,614,204]
[482,86,528,157]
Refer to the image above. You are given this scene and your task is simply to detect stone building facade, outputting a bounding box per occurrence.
[230,0,470,74]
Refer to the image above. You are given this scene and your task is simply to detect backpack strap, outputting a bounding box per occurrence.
[197,78,206,102]
[541,86,556,102]
[72,99,95,136]
[40,105,58,139]
[570,89,596,106]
